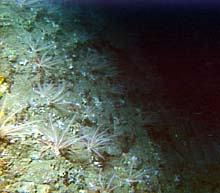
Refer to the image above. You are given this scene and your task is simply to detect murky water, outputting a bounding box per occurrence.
[1,1,220,192]
[95,4,220,192]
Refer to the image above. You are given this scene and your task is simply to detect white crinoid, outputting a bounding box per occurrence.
[30,51,59,75]
[0,95,37,139]
[123,156,147,187]
[33,82,69,107]
[81,126,113,160]
[38,114,82,157]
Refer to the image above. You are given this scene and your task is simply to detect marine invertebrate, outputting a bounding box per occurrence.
[30,51,58,75]
[74,48,118,80]
[33,82,70,109]
[122,156,146,188]
[81,126,113,160]
[0,95,34,139]
[88,169,121,193]
[97,172,119,193]
[38,114,82,157]
[22,34,59,75]
[26,36,51,57]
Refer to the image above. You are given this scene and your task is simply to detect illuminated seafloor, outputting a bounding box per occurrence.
[0,1,220,192]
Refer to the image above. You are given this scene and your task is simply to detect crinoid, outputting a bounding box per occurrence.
[30,51,60,75]
[122,156,147,188]
[33,82,72,112]
[26,35,52,58]
[88,169,121,193]
[97,172,119,193]
[38,114,82,157]
[75,49,118,79]
[0,95,36,139]
[22,34,60,76]
[81,126,113,160]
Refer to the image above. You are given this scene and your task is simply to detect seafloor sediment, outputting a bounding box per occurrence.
[0,1,160,192]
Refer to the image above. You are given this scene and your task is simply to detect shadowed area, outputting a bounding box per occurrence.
[94,4,220,192]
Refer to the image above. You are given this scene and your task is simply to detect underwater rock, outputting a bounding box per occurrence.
[37,184,51,193]
[8,54,17,62]
[21,160,58,184]
[17,182,36,193]
[105,141,122,157]
[0,76,8,97]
